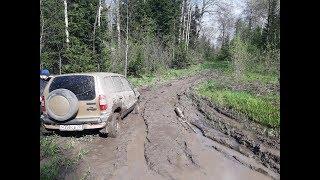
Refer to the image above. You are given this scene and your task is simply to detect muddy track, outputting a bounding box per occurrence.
[54,71,279,180]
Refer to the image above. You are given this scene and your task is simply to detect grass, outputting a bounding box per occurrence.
[202,60,279,85]
[201,61,232,73]
[244,71,279,85]
[40,136,87,180]
[196,80,280,128]
[128,74,157,87]
[128,64,203,87]
[40,136,71,180]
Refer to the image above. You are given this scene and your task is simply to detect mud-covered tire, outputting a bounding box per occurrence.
[46,89,79,122]
[108,113,120,138]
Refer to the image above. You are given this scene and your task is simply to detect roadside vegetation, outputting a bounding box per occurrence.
[128,63,204,87]
[40,135,90,180]
[196,80,279,127]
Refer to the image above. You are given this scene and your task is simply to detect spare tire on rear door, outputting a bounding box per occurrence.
[46,88,79,121]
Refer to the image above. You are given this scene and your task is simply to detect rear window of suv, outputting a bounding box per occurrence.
[49,75,95,100]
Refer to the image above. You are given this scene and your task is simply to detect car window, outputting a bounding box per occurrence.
[104,76,116,92]
[120,77,133,91]
[49,75,95,100]
[111,76,124,92]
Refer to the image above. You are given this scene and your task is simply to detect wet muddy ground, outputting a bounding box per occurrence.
[42,71,280,180]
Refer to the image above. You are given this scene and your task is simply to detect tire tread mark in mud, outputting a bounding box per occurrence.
[140,97,164,177]
[183,141,199,167]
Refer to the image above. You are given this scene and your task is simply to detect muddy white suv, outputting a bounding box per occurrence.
[40,72,140,137]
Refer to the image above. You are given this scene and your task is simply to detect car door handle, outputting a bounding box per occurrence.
[119,97,123,99]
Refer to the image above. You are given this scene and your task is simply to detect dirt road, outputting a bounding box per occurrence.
[57,72,279,180]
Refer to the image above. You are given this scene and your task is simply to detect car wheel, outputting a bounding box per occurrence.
[108,113,120,138]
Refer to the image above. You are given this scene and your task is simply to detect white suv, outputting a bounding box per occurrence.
[40,72,140,137]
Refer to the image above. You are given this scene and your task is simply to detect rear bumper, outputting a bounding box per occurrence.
[42,122,107,130]
[40,113,112,130]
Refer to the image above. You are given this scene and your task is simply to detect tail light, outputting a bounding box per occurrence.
[41,96,46,112]
[99,95,108,111]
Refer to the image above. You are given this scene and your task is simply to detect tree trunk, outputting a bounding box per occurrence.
[178,1,184,43]
[186,2,192,51]
[182,0,186,42]
[108,4,116,72]
[124,1,129,77]
[93,2,99,53]
[40,0,44,67]
[63,0,69,44]
[116,0,121,47]
[59,51,62,75]
[172,22,176,64]
[97,0,102,27]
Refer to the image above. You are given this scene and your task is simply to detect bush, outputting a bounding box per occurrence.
[216,44,231,62]
[128,47,144,76]
[230,35,249,80]
[171,43,190,69]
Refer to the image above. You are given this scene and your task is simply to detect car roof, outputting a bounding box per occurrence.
[52,72,124,78]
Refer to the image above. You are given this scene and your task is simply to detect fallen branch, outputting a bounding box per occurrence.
[174,107,197,133]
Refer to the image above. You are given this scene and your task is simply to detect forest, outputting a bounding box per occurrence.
[40,0,280,79]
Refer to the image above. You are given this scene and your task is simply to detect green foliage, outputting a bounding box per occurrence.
[40,136,60,158]
[146,0,180,38]
[40,0,278,85]
[171,43,190,69]
[63,37,98,73]
[128,46,144,76]
[262,0,280,49]
[128,74,156,87]
[244,72,278,85]
[230,35,249,79]
[41,0,109,74]
[128,63,203,87]
[40,136,74,180]
[216,42,231,61]
[202,61,232,73]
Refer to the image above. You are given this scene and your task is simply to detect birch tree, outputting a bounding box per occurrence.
[178,0,185,43]
[40,0,44,69]
[185,0,192,51]
[97,0,103,27]
[124,0,129,77]
[116,0,121,47]
[107,2,117,71]
[63,0,69,44]
[182,0,186,43]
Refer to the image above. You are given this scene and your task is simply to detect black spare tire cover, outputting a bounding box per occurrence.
[46,89,79,121]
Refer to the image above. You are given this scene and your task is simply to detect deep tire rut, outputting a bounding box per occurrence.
[60,72,278,180]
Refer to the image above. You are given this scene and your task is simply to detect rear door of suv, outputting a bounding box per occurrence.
[48,75,101,119]
[120,77,136,109]
[110,76,126,109]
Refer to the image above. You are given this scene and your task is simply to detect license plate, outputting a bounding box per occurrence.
[59,125,83,131]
